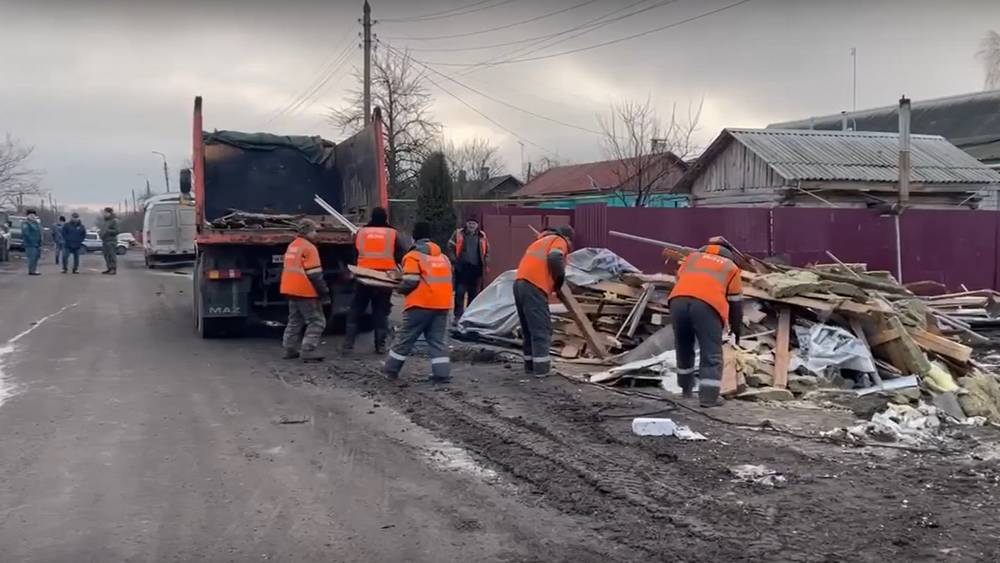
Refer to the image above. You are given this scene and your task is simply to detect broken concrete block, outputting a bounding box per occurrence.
[788,375,819,394]
[737,387,794,402]
[746,370,774,388]
[957,375,1000,424]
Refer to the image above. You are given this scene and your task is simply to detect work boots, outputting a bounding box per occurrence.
[373,329,388,355]
[281,349,300,360]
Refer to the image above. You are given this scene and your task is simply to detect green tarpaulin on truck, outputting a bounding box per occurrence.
[204,131,335,165]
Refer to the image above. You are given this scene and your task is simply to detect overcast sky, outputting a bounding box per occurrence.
[2,0,998,208]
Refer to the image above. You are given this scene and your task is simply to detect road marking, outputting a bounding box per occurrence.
[0,303,79,407]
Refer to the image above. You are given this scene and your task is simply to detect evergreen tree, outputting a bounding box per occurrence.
[416,152,456,250]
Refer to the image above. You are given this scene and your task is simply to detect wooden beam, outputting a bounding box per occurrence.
[772,307,791,389]
[626,284,653,338]
[909,328,972,364]
[721,343,740,397]
[557,285,609,359]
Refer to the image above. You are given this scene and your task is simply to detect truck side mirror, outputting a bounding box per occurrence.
[180,168,192,195]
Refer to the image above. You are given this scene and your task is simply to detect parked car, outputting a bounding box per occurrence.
[117,232,138,247]
[82,231,129,255]
[7,215,26,251]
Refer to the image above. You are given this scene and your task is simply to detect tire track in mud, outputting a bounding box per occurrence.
[289,358,777,560]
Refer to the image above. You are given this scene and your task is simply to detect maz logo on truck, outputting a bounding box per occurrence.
[208,306,242,315]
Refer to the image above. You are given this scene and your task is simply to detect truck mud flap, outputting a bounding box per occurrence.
[202,278,251,318]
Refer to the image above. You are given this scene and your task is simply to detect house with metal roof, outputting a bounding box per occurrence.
[768,89,1000,169]
[673,128,1000,208]
[513,153,688,208]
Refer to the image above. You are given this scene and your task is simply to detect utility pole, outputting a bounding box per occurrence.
[153,151,170,192]
[850,47,857,113]
[363,0,372,126]
[132,189,137,213]
[518,141,525,180]
[146,178,151,198]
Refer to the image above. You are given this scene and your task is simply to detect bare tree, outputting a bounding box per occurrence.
[0,133,43,210]
[441,136,507,197]
[977,30,1000,90]
[328,49,441,196]
[597,97,701,207]
[526,155,562,182]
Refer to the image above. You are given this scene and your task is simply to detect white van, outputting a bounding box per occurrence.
[143,193,196,267]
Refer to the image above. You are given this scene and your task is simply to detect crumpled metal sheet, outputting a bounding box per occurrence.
[792,323,876,375]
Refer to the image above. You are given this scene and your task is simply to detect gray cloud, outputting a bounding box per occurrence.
[1,0,998,206]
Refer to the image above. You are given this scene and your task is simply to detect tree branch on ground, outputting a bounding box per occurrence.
[0,133,43,210]
[977,30,1000,90]
[327,49,442,196]
[597,97,701,207]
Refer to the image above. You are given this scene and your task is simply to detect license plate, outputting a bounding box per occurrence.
[272,254,283,264]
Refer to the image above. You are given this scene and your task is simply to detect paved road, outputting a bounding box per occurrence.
[0,252,598,562]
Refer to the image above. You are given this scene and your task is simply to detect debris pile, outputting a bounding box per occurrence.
[457,240,1000,426]
[210,210,352,231]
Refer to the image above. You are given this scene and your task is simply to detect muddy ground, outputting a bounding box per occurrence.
[277,343,1000,563]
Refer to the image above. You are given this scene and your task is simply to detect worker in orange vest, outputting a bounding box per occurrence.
[344,207,407,354]
[384,221,454,383]
[280,220,330,362]
[447,215,489,323]
[513,226,573,377]
[667,241,743,407]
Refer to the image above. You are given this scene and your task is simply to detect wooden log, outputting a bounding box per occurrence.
[721,343,741,397]
[772,307,791,389]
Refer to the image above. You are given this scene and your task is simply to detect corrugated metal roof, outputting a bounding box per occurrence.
[728,128,1000,184]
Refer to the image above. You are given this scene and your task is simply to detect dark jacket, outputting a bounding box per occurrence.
[99,216,120,242]
[21,219,42,248]
[62,221,87,250]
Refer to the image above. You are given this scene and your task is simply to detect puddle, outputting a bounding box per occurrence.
[419,438,499,480]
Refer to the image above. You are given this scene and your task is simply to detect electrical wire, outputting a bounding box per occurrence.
[265,40,355,126]
[380,0,521,23]
[382,0,601,43]
[426,0,753,68]
[263,37,355,126]
[381,41,603,136]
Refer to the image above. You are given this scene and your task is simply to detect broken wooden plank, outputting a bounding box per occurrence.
[585,280,643,299]
[869,326,901,347]
[721,343,740,397]
[772,307,791,389]
[557,285,609,359]
[909,329,972,364]
[626,284,653,338]
[743,286,889,315]
[348,264,400,287]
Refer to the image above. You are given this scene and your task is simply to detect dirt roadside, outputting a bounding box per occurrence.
[276,343,1000,563]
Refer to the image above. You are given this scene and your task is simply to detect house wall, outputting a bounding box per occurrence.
[689,141,786,204]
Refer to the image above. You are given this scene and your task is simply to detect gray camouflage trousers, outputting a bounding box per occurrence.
[283,298,326,352]
[384,307,450,380]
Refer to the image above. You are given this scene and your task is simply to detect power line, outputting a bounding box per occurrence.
[451,0,670,75]
[382,41,603,135]
[263,37,355,125]
[265,40,355,126]
[382,47,555,155]
[380,0,521,23]
[382,0,601,43]
[434,0,755,68]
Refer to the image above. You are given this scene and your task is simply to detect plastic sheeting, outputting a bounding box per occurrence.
[456,247,639,338]
[792,324,876,375]
[565,247,640,286]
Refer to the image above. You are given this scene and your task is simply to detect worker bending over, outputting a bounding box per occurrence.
[667,242,743,407]
[280,220,330,362]
[384,221,454,383]
[344,207,407,354]
[513,226,573,377]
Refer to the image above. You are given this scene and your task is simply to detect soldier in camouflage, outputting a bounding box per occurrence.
[100,207,120,275]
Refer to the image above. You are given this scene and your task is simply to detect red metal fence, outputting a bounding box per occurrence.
[473,204,1000,292]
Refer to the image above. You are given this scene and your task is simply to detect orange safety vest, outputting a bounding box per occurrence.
[355,226,398,271]
[280,237,323,298]
[515,233,569,294]
[402,242,453,310]
[668,247,743,323]
[454,229,488,261]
